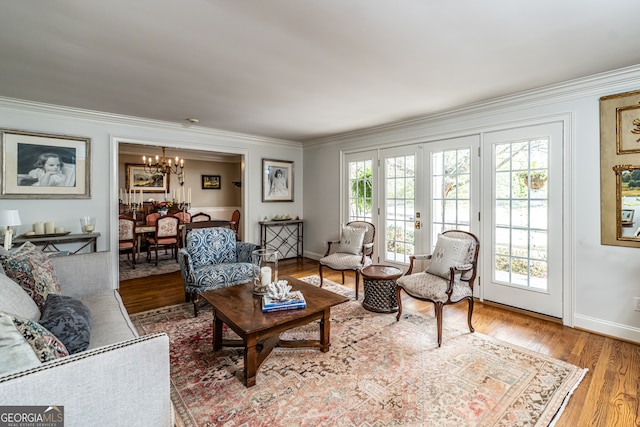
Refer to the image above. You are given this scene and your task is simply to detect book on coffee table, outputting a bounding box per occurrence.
[262,291,307,312]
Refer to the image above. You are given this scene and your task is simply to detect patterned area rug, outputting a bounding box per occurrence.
[130,276,587,427]
[119,253,181,281]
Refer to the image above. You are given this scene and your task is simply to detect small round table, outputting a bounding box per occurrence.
[361,265,403,313]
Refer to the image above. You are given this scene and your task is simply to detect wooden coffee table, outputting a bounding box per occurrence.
[201,275,350,387]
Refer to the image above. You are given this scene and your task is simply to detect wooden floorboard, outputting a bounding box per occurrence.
[118,257,640,426]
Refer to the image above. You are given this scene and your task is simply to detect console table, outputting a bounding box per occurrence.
[259,219,303,259]
[13,232,101,254]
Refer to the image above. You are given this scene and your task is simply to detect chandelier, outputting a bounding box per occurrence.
[142,147,185,185]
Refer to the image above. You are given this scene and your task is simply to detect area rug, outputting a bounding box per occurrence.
[130,276,587,427]
[119,253,181,281]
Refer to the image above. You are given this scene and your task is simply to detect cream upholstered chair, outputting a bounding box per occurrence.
[118,216,137,268]
[318,221,375,299]
[396,230,479,347]
[146,215,180,266]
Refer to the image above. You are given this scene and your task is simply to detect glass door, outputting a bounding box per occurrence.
[482,122,563,317]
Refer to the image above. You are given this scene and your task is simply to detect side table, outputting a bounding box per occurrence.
[361,265,403,313]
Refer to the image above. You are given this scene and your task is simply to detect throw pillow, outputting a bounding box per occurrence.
[39,295,92,354]
[426,234,472,279]
[0,272,41,321]
[337,225,366,255]
[0,312,42,375]
[3,311,68,362]
[0,242,62,311]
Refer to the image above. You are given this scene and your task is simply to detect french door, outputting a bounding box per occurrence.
[481,122,563,318]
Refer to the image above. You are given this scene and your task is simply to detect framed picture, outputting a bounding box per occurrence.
[262,159,293,202]
[0,129,91,199]
[125,163,169,193]
[202,175,221,190]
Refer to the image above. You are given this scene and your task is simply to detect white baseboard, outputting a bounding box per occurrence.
[573,314,640,344]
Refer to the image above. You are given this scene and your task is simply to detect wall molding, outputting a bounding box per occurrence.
[574,314,640,344]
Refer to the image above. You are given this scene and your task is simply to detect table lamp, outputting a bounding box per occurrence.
[0,209,22,250]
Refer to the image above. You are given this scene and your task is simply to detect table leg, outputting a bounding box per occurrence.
[319,308,330,353]
[213,312,223,351]
[244,335,258,387]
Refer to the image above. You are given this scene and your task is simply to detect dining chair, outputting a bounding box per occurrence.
[146,212,160,226]
[318,221,375,300]
[146,215,180,266]
[118,216,137,268]
[173,211,191,223]
[230,209,241,239]
[395,230,479,347]
[191,212,211,222]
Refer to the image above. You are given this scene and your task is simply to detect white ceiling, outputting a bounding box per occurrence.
[1,1,640,142]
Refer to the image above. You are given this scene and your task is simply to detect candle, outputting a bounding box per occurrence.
[129,189,132,206]
[85,225,94,232]
[34,222,45,235]
[45,221,55,234]
[119,188,123,202]
[55,226,64,234]
[260,266,272,287]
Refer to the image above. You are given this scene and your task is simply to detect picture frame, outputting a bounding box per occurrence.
[125,163,169,193]
[262,159,293,202]
[202,175,221,190]
[0,129,91,199]
[600,90,640,247]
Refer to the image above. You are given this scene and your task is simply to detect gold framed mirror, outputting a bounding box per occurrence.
[613,164,640,241]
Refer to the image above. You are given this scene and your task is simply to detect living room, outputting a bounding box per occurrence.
[1,2,640,426]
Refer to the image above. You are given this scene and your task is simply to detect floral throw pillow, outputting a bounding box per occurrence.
[426,234,472,279]
[4,311,69,362]
[0,242,62,311]
[337,225,366,255]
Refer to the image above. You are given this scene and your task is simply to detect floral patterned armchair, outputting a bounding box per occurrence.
[178,227,258,316]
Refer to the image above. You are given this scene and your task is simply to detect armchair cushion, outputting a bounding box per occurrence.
[426,234,472,279]
[319,253,373,270]
[337,224,366,255]
[187,228,237,269]
[396,272,472,303]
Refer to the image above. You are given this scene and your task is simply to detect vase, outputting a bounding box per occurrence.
[251,248,278,295]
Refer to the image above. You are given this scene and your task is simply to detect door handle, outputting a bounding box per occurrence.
[415,220,421,229]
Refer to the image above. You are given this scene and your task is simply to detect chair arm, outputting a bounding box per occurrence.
[178,248,194,285]
[324,240,340,256]
[236,242,259,262]
[405,254,433,275]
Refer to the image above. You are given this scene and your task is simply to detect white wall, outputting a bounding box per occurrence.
[303,65,640,343]
[0,98,303,286]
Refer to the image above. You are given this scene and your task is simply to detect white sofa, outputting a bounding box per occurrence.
[0,251,173,427]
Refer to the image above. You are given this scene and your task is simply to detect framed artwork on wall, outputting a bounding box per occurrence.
[262,159,293,202]
[0,129,91,199]
[202,175,221,189]
[125,163,169,193]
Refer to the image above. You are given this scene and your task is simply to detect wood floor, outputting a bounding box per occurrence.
[118,257,640,427]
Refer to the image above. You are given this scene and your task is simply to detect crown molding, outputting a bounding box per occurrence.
[304,64,640,148]
[0,96,302,149]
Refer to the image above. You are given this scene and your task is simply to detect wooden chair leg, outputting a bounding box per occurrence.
[467,298,475,333]
[435,303,444,348]
[318,265,324,287]
[395,287,403,321]
[341,271,345,284]
[193,294,200,317]
[354,270,360,300]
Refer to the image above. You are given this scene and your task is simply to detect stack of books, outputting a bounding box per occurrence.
[262,291,307,312]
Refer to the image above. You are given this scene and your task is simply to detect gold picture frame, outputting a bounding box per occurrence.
[600,89,640,246]
[125,163,169,193]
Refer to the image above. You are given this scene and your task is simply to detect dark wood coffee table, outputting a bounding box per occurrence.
[201,275,350,387]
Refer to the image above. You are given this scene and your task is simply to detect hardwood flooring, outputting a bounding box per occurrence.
[119,257,640,427]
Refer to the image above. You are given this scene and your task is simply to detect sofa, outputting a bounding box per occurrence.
[0,248,173,427]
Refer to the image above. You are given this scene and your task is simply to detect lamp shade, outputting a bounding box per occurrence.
[0,210,22,227]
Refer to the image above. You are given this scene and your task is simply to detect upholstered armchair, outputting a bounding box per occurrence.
[395,230,479,347]
[178,227,258,316]
[318,221,375,300]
